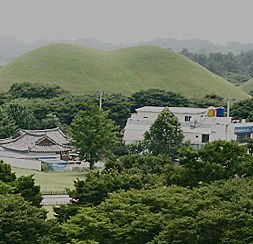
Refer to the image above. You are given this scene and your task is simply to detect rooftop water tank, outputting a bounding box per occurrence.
[216,107,225,117]
[207,107,216,117]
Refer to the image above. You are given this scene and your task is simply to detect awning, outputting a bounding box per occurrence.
[235,126,253,134]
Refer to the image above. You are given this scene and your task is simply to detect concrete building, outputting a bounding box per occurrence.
[123,106,253,147]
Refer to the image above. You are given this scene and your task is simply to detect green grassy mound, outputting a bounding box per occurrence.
[240,78,253,95]
[0,43,249,100]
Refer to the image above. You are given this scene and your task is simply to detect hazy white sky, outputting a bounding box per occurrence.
[0,0,252,44]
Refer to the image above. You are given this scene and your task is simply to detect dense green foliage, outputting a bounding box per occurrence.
[0,194,68,244]
[102,93,132,129]
[69,103,119,169]
[57,141,253,227]
[0,194,47,243]
[144,108,184,158]
[0,44,248,100]
[105,154,172,174]
[231,98,253,121]
[63,179,253,243]
[5,102,38,129]
[0,106,18,138]
[0,85,131,137]
[0,161,16,182]
[181,48,253,86]
[0,161,68,243]
[68,170,163,206]
[191,94,226,108]
[66,154,174,207]
[169,141,253,187]
[129,89,190,109]
[0,82,248,140]
[9,82,68,99]
[0,182,14,194]
[1,139,253,243]
[14,175,43,207]
[0,83,252,243]
[0,161,42,206]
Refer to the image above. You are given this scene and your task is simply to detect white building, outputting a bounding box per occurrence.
[123,106,253,147]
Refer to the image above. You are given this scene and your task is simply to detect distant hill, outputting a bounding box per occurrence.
[140,38,253,54]
[0,43,249,100]
[0,36,123,65]
[2,35,253,63]
[0,35,51,65]
[240,79,253,94]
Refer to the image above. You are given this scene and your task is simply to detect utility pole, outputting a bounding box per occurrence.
[227,95,230,117]
[226,95,230,141]
[99,90,103,109]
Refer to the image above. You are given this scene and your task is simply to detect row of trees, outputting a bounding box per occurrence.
[0,82,229,139]
[2,82,253,138]
[181,48,253,85]
[5,83,253,139]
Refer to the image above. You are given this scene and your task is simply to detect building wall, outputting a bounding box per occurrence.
[124,107,240,145]
[0,147,62,171]
[1,157,41,171]
[135,110,206,124]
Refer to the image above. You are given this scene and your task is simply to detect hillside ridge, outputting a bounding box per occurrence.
[240,78,253,94]
[0,43,249,100]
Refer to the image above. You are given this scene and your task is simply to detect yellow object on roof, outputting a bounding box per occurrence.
[207,107,216,117]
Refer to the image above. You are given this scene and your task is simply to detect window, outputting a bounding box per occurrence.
[185,116,192,122]
[195,135,199,138]
[202,134,209,143]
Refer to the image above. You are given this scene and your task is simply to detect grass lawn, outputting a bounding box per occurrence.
[43,205,55,219]
[12,167,86,193]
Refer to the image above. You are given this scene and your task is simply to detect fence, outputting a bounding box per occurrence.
[42,190,68,195]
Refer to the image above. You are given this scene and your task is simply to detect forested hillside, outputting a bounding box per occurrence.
[181,49,253,87]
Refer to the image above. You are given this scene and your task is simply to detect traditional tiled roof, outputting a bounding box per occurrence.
[0,128,71,153]
[21,127,69,145]
[29,144,70,153]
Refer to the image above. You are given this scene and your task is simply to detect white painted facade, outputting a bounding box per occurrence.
[123,106,253,147]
